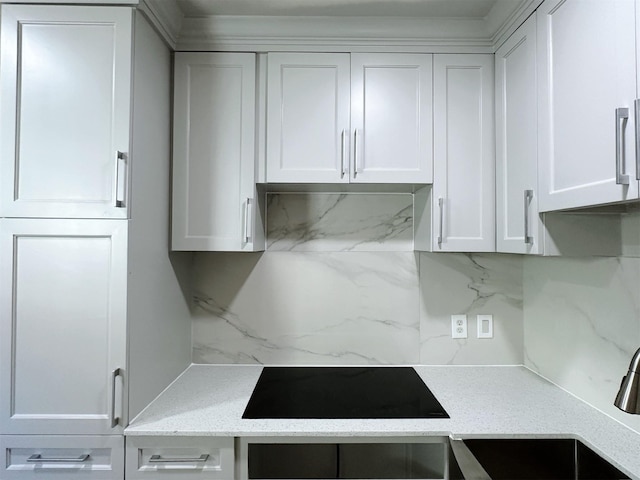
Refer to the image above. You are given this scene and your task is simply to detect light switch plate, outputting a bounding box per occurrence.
[451,314,467,339]
[477,314,493,338]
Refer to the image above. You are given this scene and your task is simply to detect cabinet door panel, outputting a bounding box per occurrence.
[496,15,542,254]
[267,53,350,183]
[537,0,638,211]
[433,55,495,252]
[0,219,127,435]
[172,53,260,251]
[351,54,433,183]
[0,5,132,218]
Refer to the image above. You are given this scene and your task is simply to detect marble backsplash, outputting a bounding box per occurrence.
[523,255,640,433]
[266,193,413,251]
[192,193,525,365]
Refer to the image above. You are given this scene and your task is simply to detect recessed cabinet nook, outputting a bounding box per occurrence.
[0,0,639,478]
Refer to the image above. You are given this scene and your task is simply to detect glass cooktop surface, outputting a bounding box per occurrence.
[242,367,449,419]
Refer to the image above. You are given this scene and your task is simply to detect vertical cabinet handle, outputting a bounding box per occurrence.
[110,368,122,428]
[524,189,534,245]
[353,129,360,178]
[114,151,127,208]
[615,107,630,185]
[244,198,252,244]
[341,130,348,178]
[437,197,444,248]
[28,454,90,463]
[635,100,640,180]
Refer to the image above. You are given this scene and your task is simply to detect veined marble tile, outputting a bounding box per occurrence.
[523,256,640,434]
[192,251,420,365]
[266,193,413,251]
[419,253,524,365]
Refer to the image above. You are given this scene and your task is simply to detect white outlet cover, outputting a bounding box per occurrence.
[451,314,467,339]
[477,314,493,338]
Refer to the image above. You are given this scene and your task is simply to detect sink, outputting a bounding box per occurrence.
[448,438,629,480]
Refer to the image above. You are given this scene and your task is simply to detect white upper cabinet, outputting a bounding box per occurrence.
[0,219,128,435]
[0,5,133,219]
[496,15,543,254]
[266,52,433,184]
[350,54,433,183]
[267,53,351,183]
[537,0,639,211]
[172,52,264,251]
[432,54,495,252]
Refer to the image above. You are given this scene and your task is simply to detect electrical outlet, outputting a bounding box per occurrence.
[477,314,493,338]
[451,314,467,339]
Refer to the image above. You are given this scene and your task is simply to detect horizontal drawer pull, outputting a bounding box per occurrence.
[27,454,90,463]
[149,454,209,463]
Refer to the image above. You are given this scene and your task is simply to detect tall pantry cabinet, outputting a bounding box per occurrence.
[0,4,192,478]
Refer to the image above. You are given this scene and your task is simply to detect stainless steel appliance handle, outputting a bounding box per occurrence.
[28,454,90,463]
[616,107,630,185]
[353,129,360,177]
[110,368,122,428]
[149,454,209,463]
[437,197,444,248]
[244,198,252,243]
[635,100,640,180]
[524,189,534,245]
[114,151,126,207]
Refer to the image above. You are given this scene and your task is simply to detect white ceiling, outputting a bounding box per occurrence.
[176,0,502,18]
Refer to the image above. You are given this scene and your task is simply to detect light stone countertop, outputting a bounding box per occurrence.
[125,365,640,479]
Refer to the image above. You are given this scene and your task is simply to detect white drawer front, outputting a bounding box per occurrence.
[126,436,234,479]
[0,435,124,479]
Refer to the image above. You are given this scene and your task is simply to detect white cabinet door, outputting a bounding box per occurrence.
[537,0,638,211]
[432,54,495,252]
[0,219,128,435]
[0,435,124,480]
[496,15,543,254]
[172,53,263,251]
[350,54,433,184]
[266,53,351,183]
[0,5,132,219]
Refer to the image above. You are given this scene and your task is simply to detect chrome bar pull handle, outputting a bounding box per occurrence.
[635,100,640,180]
[149,454,209,463]
[340,130,348,178]
[244,198,252,244]
[615,107,630,185]
[110,368,122,428]
[353,129,360,178]
[114,151,126,207]
[524,189,534,245]
[437,197,444,248]
[28,454,90,463]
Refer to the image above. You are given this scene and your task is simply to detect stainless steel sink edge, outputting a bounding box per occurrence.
[445,435,634,480]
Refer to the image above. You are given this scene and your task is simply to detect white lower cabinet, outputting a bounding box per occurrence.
[0,435,124,479]
[125,437,234,479]
[0,219,128,436]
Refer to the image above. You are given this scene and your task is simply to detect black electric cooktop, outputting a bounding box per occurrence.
[242,367,449,419]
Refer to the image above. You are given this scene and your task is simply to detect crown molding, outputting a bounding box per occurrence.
[490,0,544,49]
[133,0,539,53]
[139,0,182,49]
[176,15,496,53]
